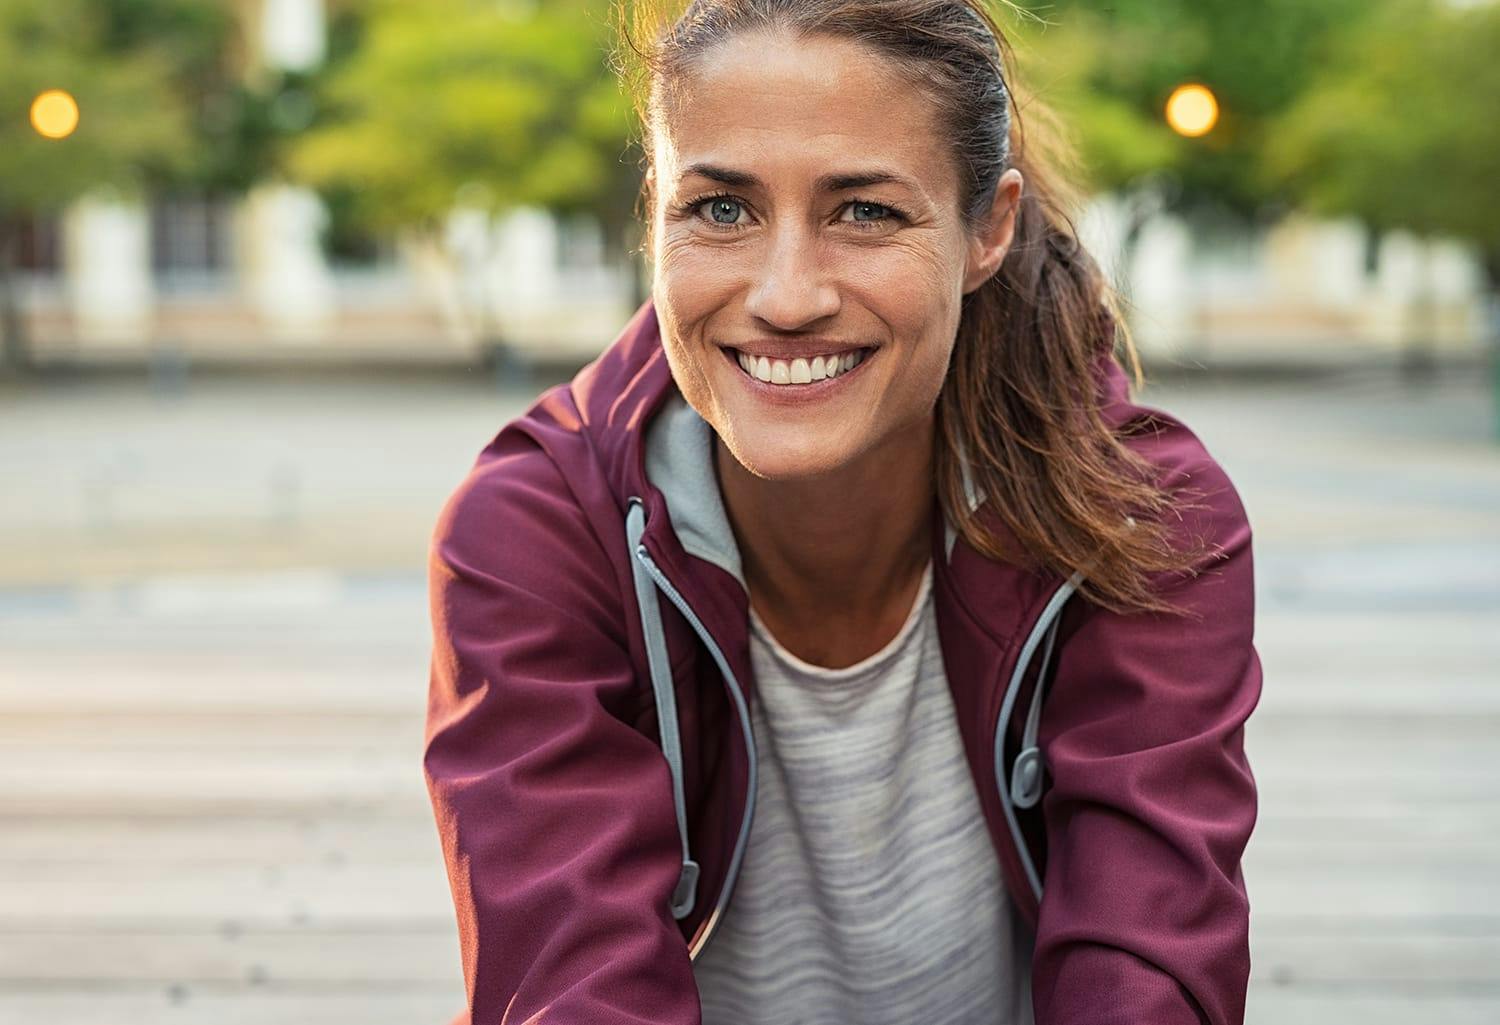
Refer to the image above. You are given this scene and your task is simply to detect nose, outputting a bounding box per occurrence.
[743,225,840,330]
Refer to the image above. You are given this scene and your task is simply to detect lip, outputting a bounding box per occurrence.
[721,345,875,405]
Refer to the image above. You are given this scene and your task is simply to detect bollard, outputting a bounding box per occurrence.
[1491,294,1500,443]
[1492,331,1500,443]
[487,338,533,394]
[148,342,190,398]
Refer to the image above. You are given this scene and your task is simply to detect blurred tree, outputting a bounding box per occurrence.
[289,0,637,243]
[1009,0,1377,211]
[1266,0,1500,383]
[1266,0,1500,279]
[998,0,1394,325]
[289,0,643,351]
[0,0,238,371]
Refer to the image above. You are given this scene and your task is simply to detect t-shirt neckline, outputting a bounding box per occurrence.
[747,559,935,680]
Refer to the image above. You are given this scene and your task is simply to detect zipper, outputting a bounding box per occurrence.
[991,573,1083,904]
[632,541,758,962]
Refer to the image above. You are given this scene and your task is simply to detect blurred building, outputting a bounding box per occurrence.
[1082,197,1491,370]
[8,0,1491,371]
[13,0,639,369]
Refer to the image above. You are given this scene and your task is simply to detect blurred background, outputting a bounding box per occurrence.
[0,1,1496,1023]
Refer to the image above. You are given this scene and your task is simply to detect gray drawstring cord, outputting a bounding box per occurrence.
[995,570,1084,900]
[1010,608,1063,811]
[625,498,701,920]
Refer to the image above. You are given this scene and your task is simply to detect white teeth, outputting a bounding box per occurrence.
[736,349,867,386]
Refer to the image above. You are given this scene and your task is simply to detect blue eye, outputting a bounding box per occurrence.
[683,193,904,231]
[706,198,743,225]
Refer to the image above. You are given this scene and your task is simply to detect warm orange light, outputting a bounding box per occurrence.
[1165,83,1219,138]
[30,89,80,140]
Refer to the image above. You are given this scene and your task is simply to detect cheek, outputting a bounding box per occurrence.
[847,233,964,314]
[653,233,742,330]
[652,237,740,415]
[848,246,964,389]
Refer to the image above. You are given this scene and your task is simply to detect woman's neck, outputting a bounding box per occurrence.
[714,417,936,668]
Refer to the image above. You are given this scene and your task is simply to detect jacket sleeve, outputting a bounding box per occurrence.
[1032,450,1263,1025]
[422,429,700,1025]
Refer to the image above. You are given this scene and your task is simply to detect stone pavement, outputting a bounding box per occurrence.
[0,364,1496,1024]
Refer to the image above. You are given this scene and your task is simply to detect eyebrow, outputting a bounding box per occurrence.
[681,162,923,195]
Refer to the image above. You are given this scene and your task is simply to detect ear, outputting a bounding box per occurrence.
[961,168,1024,295]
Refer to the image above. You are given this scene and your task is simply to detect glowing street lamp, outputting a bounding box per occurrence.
[1165,83,1218,138]
[30,89,80,140]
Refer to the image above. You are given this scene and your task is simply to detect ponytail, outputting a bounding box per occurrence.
[937,89,1213,617]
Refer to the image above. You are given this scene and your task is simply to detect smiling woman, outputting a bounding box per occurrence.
[422,3,1262,1025]
[629,4,1215,627]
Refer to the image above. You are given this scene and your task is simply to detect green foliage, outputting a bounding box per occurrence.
[1006,13,1178,193]
[1006,0,1377,208]
[289,0,635,233]
[1266,0,1500,254]
[0,0,230,214]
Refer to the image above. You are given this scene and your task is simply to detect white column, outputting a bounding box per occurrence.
[489,207,562,314]
[1077,193,1131,294]
[241,184,336,343]
[1370,231,1424,349]
[63,193,154,348]
[260,0,326,72]
[1126,214,1194,359]
[1427,239,1486,349]
[1369,231,1486,353]
[242,0,334,345]
[1265,216,1369,309]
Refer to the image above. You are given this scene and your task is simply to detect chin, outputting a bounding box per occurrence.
[719,421,858,482]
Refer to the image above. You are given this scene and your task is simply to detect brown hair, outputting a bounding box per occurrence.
[615,0,1211,617]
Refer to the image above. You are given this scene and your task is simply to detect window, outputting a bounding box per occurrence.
[150,194,236,287]
[5,213,63,274]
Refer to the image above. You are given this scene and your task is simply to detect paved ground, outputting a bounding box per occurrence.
[0,362,1496,1024]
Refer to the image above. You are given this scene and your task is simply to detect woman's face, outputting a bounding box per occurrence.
[650,30,1020,483]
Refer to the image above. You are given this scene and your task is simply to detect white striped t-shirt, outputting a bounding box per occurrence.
[692,560,1033,1025]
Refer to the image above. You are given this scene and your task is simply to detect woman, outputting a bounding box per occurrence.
[423,2,1261,1023]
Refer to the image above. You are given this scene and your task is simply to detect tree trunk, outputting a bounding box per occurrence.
[0,219,32,375]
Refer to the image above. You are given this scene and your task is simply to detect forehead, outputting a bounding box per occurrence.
[654,30,954,199]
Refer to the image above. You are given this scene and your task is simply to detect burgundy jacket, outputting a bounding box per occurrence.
[424,299,1262,1025]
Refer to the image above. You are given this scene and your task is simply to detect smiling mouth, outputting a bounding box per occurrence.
[728,347,873,386]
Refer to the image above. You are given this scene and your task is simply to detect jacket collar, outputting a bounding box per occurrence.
[643,386,988,584]
[644,391,746,590]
